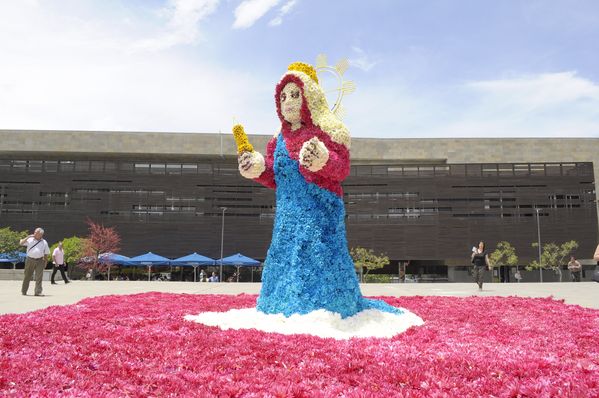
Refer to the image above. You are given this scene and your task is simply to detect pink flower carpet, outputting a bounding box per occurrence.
[0,293,597,397]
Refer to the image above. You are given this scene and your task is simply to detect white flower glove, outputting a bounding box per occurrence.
[299,137,329,172]
[238,151,266,179]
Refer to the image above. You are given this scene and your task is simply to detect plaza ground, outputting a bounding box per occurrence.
[1,280,597,315]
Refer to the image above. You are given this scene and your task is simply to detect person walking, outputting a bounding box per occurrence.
[51,241,70,284]
[20,228,50,296]
[567,256,582,282]
[514,268,523,283]
[471,241,491,290]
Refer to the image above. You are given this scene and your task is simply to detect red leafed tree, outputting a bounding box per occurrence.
[80,219,121,275]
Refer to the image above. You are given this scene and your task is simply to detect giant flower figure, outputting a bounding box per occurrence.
[188,62,423,338]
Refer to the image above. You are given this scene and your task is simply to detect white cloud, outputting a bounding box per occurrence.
[1,3,596,139]
[268,0,298,27]
[344,72,599,138]
[135,0,221,51]
[466,71,599,109]
[0,2,278,135]
[233,0,279,29]
[348,46,379,72]
[447,72,599,136]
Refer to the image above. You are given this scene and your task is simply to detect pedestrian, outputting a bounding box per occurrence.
[514,269,523,283]
[199,269,206,282]
[567,256,582,282]
[471,241,491,290]
[51,241,70,284]
[19,228,50,296]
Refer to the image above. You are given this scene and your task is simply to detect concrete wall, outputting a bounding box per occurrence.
[0,269,52,281]
[1,129,597,167]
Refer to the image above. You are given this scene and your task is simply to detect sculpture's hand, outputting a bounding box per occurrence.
[238,151,253,172]
[299,137,329,172]
[238,151,266,179]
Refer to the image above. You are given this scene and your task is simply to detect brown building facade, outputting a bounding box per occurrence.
[0,130,597,281]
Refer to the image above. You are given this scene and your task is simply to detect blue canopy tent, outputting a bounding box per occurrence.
[0,252,26,270]
[128,252,171,281]
[170,253,215,282]
[217,253,261,282]
[98,252,133,280]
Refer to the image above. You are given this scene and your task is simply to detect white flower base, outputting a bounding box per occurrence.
[184,307,424,340]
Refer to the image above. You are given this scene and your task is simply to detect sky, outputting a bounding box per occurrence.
[0,0,598,138]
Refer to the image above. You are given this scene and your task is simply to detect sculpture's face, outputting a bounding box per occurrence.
[280,82,303,127]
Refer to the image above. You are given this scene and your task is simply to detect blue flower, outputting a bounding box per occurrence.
[256,134,403,319]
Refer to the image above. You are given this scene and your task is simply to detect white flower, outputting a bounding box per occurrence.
[285,71,351,149]
[239,151,266,179]
[184,307,424,340]
[299,137,329,172]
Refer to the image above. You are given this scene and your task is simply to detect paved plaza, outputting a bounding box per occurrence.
[1,280,597,315]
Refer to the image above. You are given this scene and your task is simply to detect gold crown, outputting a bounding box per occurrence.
[288,62,319,84]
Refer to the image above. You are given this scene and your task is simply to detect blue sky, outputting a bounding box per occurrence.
[0,0,598,137]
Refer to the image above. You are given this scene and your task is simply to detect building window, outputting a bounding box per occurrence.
[44,161,58,172]
[75,161,90,172]
[150,163,166,174]
[182,164,198,174]
[482,164,498,177]
[434,166,450,176]
[134,163,150,174]
[119,162,134,171]
[59,161,75,172]
[530,164,545,176]
[514,164,530,175]
[90,161,104,172]
[166,164,182,175]
[545,163,561,176]
[466,164,481,177]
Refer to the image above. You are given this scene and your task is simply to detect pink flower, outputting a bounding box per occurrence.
[0,293,597,397]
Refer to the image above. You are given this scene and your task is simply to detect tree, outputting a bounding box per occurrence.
[527,240,579,282]
[350,247,390,282]
[0,226,28,256]
[489,241,519,269]
[81,219,121,279]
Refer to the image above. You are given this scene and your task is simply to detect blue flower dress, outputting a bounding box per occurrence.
[256,134,403,318]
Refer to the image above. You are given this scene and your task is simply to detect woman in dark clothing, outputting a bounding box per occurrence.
[471,241,491,290]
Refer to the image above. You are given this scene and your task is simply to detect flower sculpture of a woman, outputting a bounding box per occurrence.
[235,62,402,319]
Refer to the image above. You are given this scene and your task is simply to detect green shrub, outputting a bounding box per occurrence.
[364,274,392,283]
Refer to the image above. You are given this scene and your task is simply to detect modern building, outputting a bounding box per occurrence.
[0,130,597,282]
